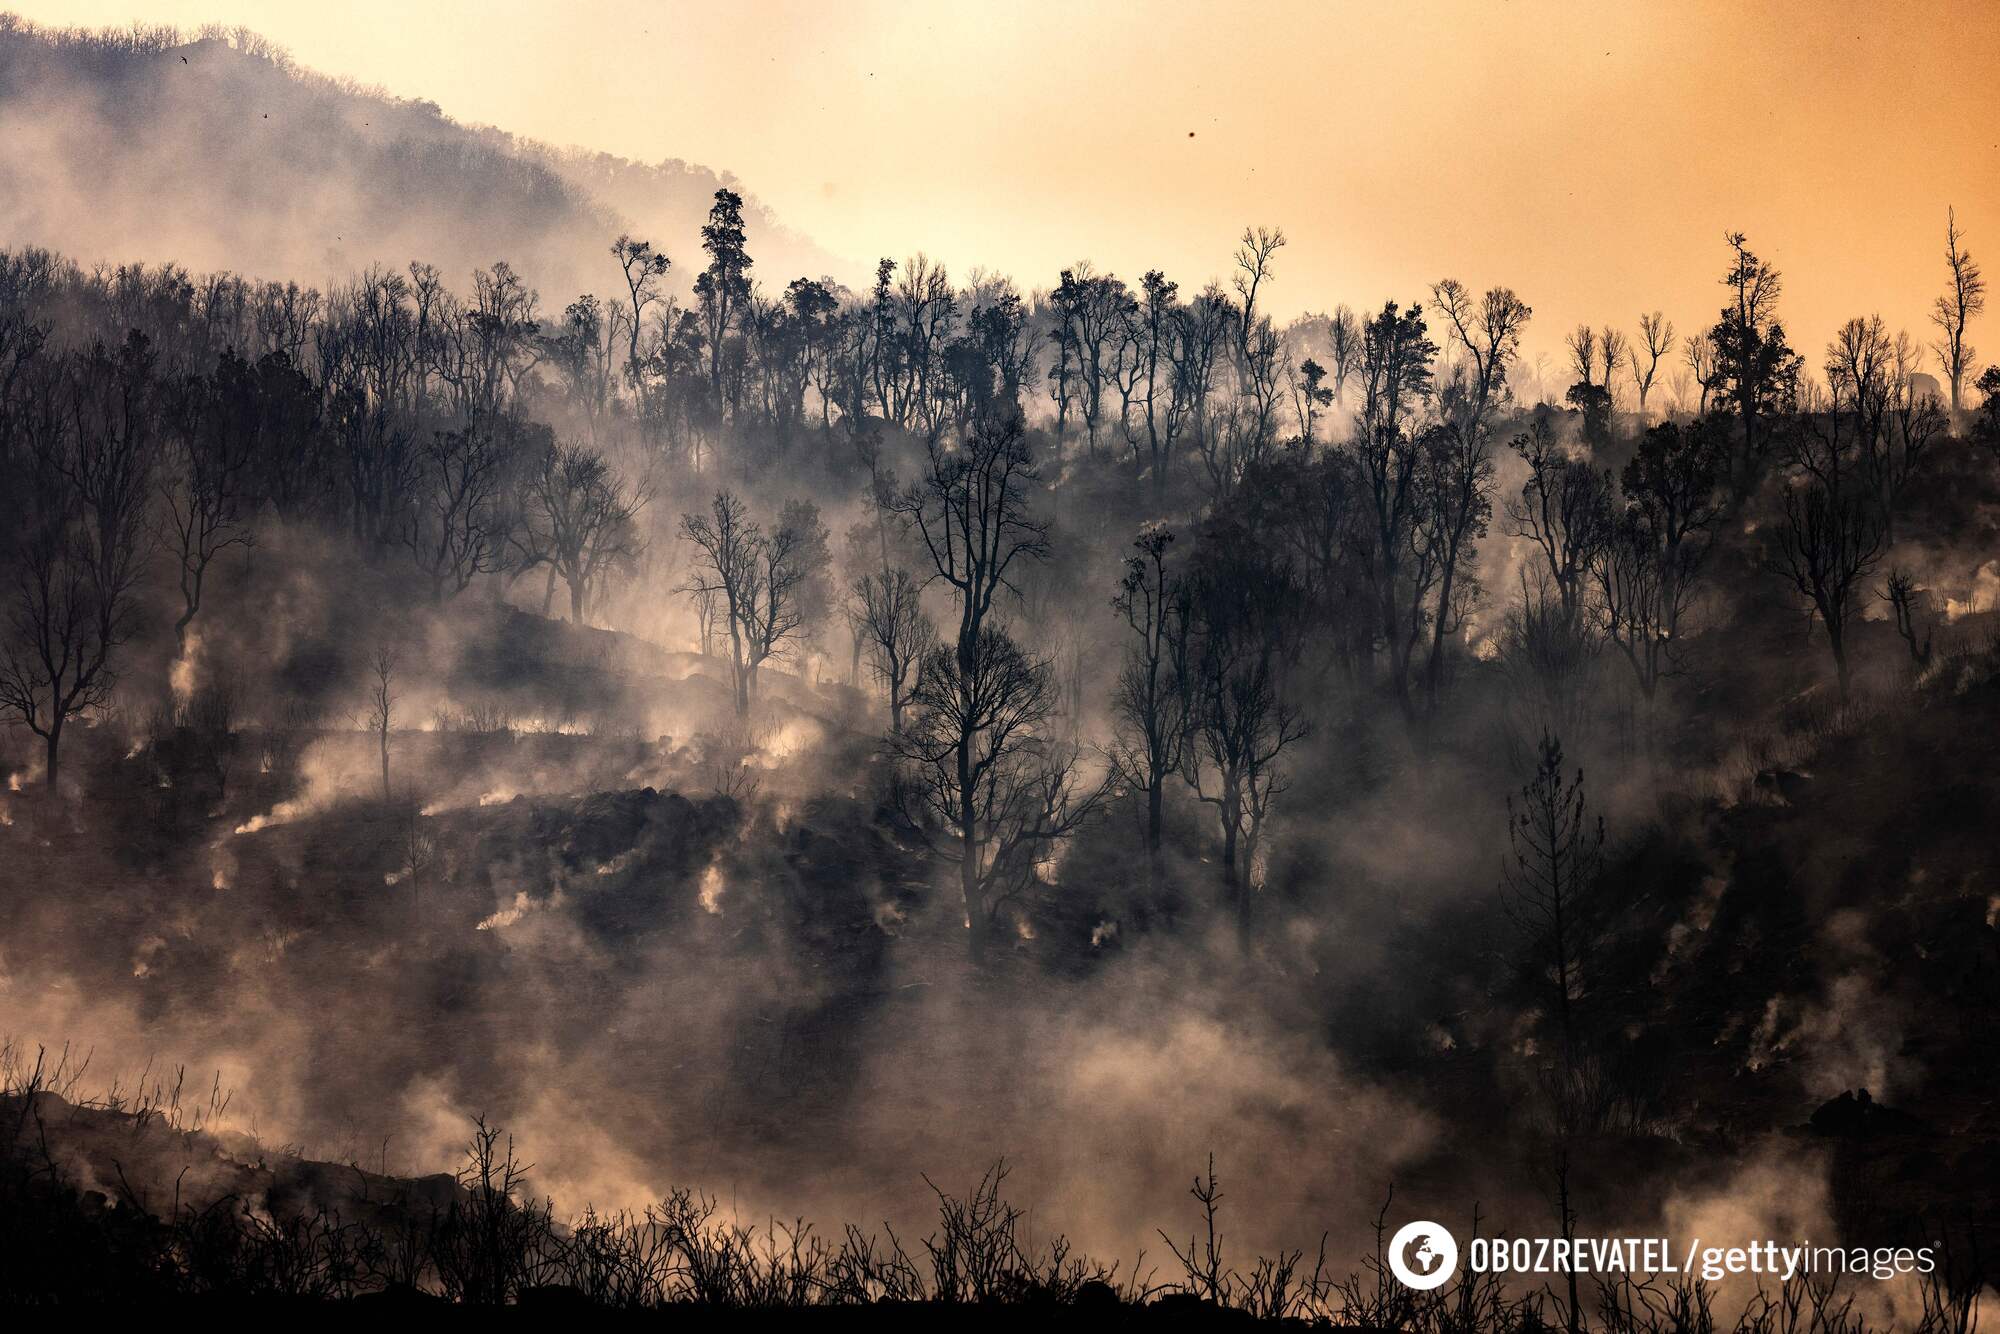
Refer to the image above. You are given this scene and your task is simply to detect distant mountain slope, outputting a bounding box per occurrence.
[0,16,849,302]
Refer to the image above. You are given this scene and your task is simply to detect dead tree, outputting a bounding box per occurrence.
[160,354,256,655]
[681,493,825,716]
[851,567,933,732]
[406,421,507,600]
[885,410,1050,664]
[611,235,672,406]
[1504,732,1602,1069]
[1769,406,1885,700]
[528,441,645,624]
[1883,570,1932,673]
[1431,278,1532,435]
[738,500,828,700]
[1929,207,1985,415]
[1629,311,1675,418]
[1412,419,1498,729]
[1867,335,1945,549]
[1593,419,1722,728]
[1683,331,1722,416]
[680,492,762,718]
[1325,305,1361,407]
[885,410,1090,960]
[0,340,151,794]
[1508,415,1614,622]
[894,626,1098,961]
[366,646,396,801]
[1502,732,1603,1334]
[1352,300,1438,728]
[1180,533,1309,940]
[1110,522,1193,885]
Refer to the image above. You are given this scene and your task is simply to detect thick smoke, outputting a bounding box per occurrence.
[1,13,1996,1322]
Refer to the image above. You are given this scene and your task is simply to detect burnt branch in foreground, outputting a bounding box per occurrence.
[0,1062,1984,1327]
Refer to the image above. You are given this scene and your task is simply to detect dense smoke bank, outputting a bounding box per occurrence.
[0,13,1997,1324]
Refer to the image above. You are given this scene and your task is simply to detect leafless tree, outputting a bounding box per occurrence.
[1565,326,1598,390]
[1501,731,1602,1334]
[1593,419,1723,723]
[1563,325,1617,446]
[1181,284,1242,498]
[319,267,422,548]
[1883,569,1932,673]
[1596,329,1629,404]
[1629,311,1674,418]
[528,441,645,624]
[681,492,760,710]
[1069,268,1133,458]
[1432,279,1532,434]
[851,567,933,732]
[887,411,1050,663]
[1230,226,1285,363]
[365,645,396,801]
[1768,399,1885,699]
[1504,731,1602,1052]
[430,261,540,419]
[1414,419,1497,725]
[1110,522,1193,884]
[406,421,507,600]
[1324,304,1362,409]
[681,493,827,716]
[1352,300,1437,727]
[611,235,671,402]
[1507,415,1614,621]
[159,354,255,655]
[880,253,957,443]
[895,625,1097,960]
[1929,207,1985,415]
[741,500,829,699]
[1226,228,1289,461]
[884,411,1090,959]
[1824,317,1941,549]
[1180,536,1309,939]
[1120,271,1193,500]
[1683,330,1722,415]
[1872,333,1945,548]
[1825,314,1893,441]
[0,346,149,794]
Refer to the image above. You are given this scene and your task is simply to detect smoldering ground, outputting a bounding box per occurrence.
[2,13,1999,1322]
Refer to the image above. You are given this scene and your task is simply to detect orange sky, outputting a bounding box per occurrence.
[18,0,2000,386]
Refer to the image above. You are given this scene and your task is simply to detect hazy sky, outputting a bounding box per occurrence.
[19,0,2000,382]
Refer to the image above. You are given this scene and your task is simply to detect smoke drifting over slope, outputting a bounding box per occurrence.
[0,10,1996,1324]
[0,17,846,301]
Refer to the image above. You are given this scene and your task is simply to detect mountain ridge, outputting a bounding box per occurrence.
[0,14,852,303]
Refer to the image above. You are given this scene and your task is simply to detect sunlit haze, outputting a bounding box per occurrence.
[18,0,2000,371]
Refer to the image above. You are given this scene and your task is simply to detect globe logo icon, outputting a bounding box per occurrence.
[1388,1220,1458,1290]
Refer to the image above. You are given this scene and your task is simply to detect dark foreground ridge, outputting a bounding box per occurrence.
[2,1075,1987,1328]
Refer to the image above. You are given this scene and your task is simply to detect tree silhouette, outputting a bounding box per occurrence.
[1929,207,1984,415]
[1,349,145,794]
[851,567,932,732]
[1110,521,1193,888]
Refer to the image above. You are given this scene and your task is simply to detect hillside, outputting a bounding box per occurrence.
[0,16,849,300]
